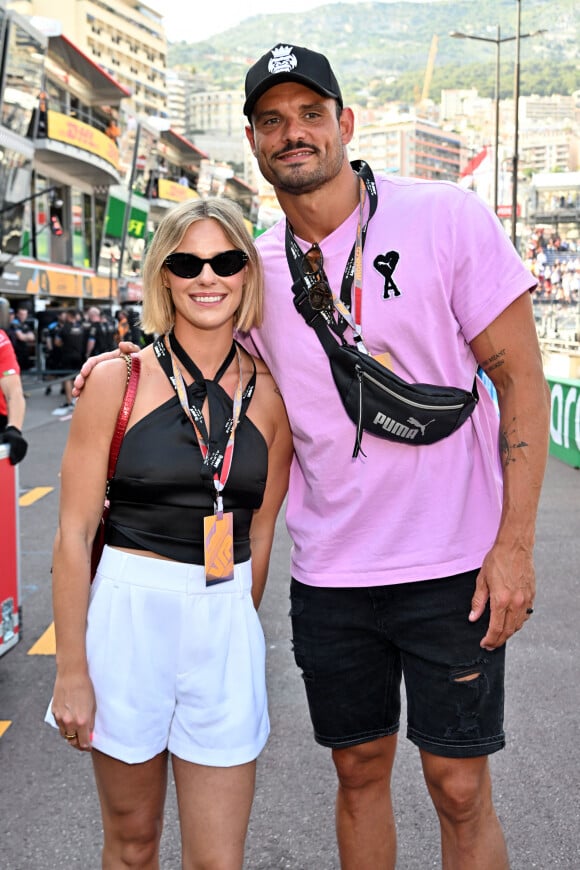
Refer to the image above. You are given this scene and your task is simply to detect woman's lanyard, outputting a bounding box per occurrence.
[285,160,378,353]
[153,332,256,517]
[154,332,256,585]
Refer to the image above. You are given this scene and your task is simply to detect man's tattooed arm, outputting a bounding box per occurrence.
[500,417,529,466]
[480,348,506,374]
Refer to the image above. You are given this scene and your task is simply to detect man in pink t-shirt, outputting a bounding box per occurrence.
[243,43,550,869]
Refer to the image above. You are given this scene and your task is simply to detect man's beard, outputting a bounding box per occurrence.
[259,140,344,196]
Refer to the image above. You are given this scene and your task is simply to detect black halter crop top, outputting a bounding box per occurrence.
[106,342,268,565]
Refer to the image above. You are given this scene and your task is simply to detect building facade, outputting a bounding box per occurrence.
[352,114,461,182]
[8,0,167,118]
[0,4,132,310]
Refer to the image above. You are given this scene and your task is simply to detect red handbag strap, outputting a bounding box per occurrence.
[107,353,141,480]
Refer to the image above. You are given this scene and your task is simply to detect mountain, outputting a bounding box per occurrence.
[167,0,579,103]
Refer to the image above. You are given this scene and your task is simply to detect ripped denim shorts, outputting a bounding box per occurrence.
[289,570,505,758]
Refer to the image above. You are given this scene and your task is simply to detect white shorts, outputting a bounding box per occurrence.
[46,546,269,766]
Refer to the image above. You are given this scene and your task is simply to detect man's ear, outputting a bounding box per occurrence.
[339,107,355,147]
[245,124,257,156]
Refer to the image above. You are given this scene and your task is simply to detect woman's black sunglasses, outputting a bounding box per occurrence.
[164,250,249,279]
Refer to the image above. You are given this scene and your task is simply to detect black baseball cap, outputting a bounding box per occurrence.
[244,43,343,119]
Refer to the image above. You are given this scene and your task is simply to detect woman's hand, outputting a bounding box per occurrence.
[52,670,96,752]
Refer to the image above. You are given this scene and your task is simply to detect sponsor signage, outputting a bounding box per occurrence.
[157,179,199,203]
[0,262,115,300]
[496,204,522,219]
[105,195,148,240]
[547,376,580,468]
[47,111,119,170]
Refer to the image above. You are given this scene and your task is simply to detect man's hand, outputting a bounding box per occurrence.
[469,541,535,651]
[72,341,140,396]
[2,425,28,465]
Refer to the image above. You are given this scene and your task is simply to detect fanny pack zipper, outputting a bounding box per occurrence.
[355,365,465,411]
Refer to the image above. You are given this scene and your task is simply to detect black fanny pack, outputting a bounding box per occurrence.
[285,161,478,457]
[327,336,478,455]
[293,292,478,456]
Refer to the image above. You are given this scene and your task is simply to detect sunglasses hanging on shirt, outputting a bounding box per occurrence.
[164,250,249,279]
[302,244,334,312]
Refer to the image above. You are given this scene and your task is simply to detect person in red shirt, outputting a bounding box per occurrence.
[0,329,28,464]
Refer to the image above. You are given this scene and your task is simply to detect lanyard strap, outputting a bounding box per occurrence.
[285,160,378,349]
[153,334,256,515]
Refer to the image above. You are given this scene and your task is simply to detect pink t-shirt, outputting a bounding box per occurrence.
[245,174,535,587]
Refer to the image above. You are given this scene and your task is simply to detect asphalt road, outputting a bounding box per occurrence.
[1,382,579,869]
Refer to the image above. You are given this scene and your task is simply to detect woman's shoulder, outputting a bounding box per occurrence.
[242,349,278,391]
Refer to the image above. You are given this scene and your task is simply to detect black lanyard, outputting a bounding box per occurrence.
[285,160,378,335]
[154,333,256,487]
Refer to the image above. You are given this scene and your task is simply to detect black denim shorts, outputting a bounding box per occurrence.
[290,571,506,758]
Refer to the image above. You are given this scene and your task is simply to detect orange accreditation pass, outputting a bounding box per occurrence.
[204,512,234,585]
[372,351,392,370]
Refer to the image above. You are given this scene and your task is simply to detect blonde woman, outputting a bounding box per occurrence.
[48,198,293,868]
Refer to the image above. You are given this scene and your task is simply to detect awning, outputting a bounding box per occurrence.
[161,128,208,160]
[48,35,131,104]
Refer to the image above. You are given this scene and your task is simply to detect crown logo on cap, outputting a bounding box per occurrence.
[268,45,297,75]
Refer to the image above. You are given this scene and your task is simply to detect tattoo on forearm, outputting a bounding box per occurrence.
[500,418,529,465]
[481,349,506,373]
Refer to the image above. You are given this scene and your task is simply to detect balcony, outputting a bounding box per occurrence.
[32,110,121,186]
[528,205,580,226]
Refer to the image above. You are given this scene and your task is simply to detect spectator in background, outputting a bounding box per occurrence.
[100,309,117,352]
[42,309,66,394]
[52,309,85,416]
[8,306,35,371]
[105,113,120,146]
[125,307,152,348]
[85,307,109,358]
[550,261,562,299]
[0,328,28,464]
[114,309,130,345]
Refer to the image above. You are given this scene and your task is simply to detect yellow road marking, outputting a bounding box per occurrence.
[0,721,11,738]
[19,486,53,507]
[28,622,55,655]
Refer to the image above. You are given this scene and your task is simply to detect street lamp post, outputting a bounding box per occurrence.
[450,19,546,238]
[450,28,516,216]
[511,0,522,247]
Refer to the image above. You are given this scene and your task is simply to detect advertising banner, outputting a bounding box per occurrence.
[0,262,115,300]
[105,195,148,240]
[47,111,119,170]
[157,179,199,203]
[547,376,580,469]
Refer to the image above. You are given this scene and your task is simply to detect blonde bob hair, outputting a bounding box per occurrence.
[141,197,263,335]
